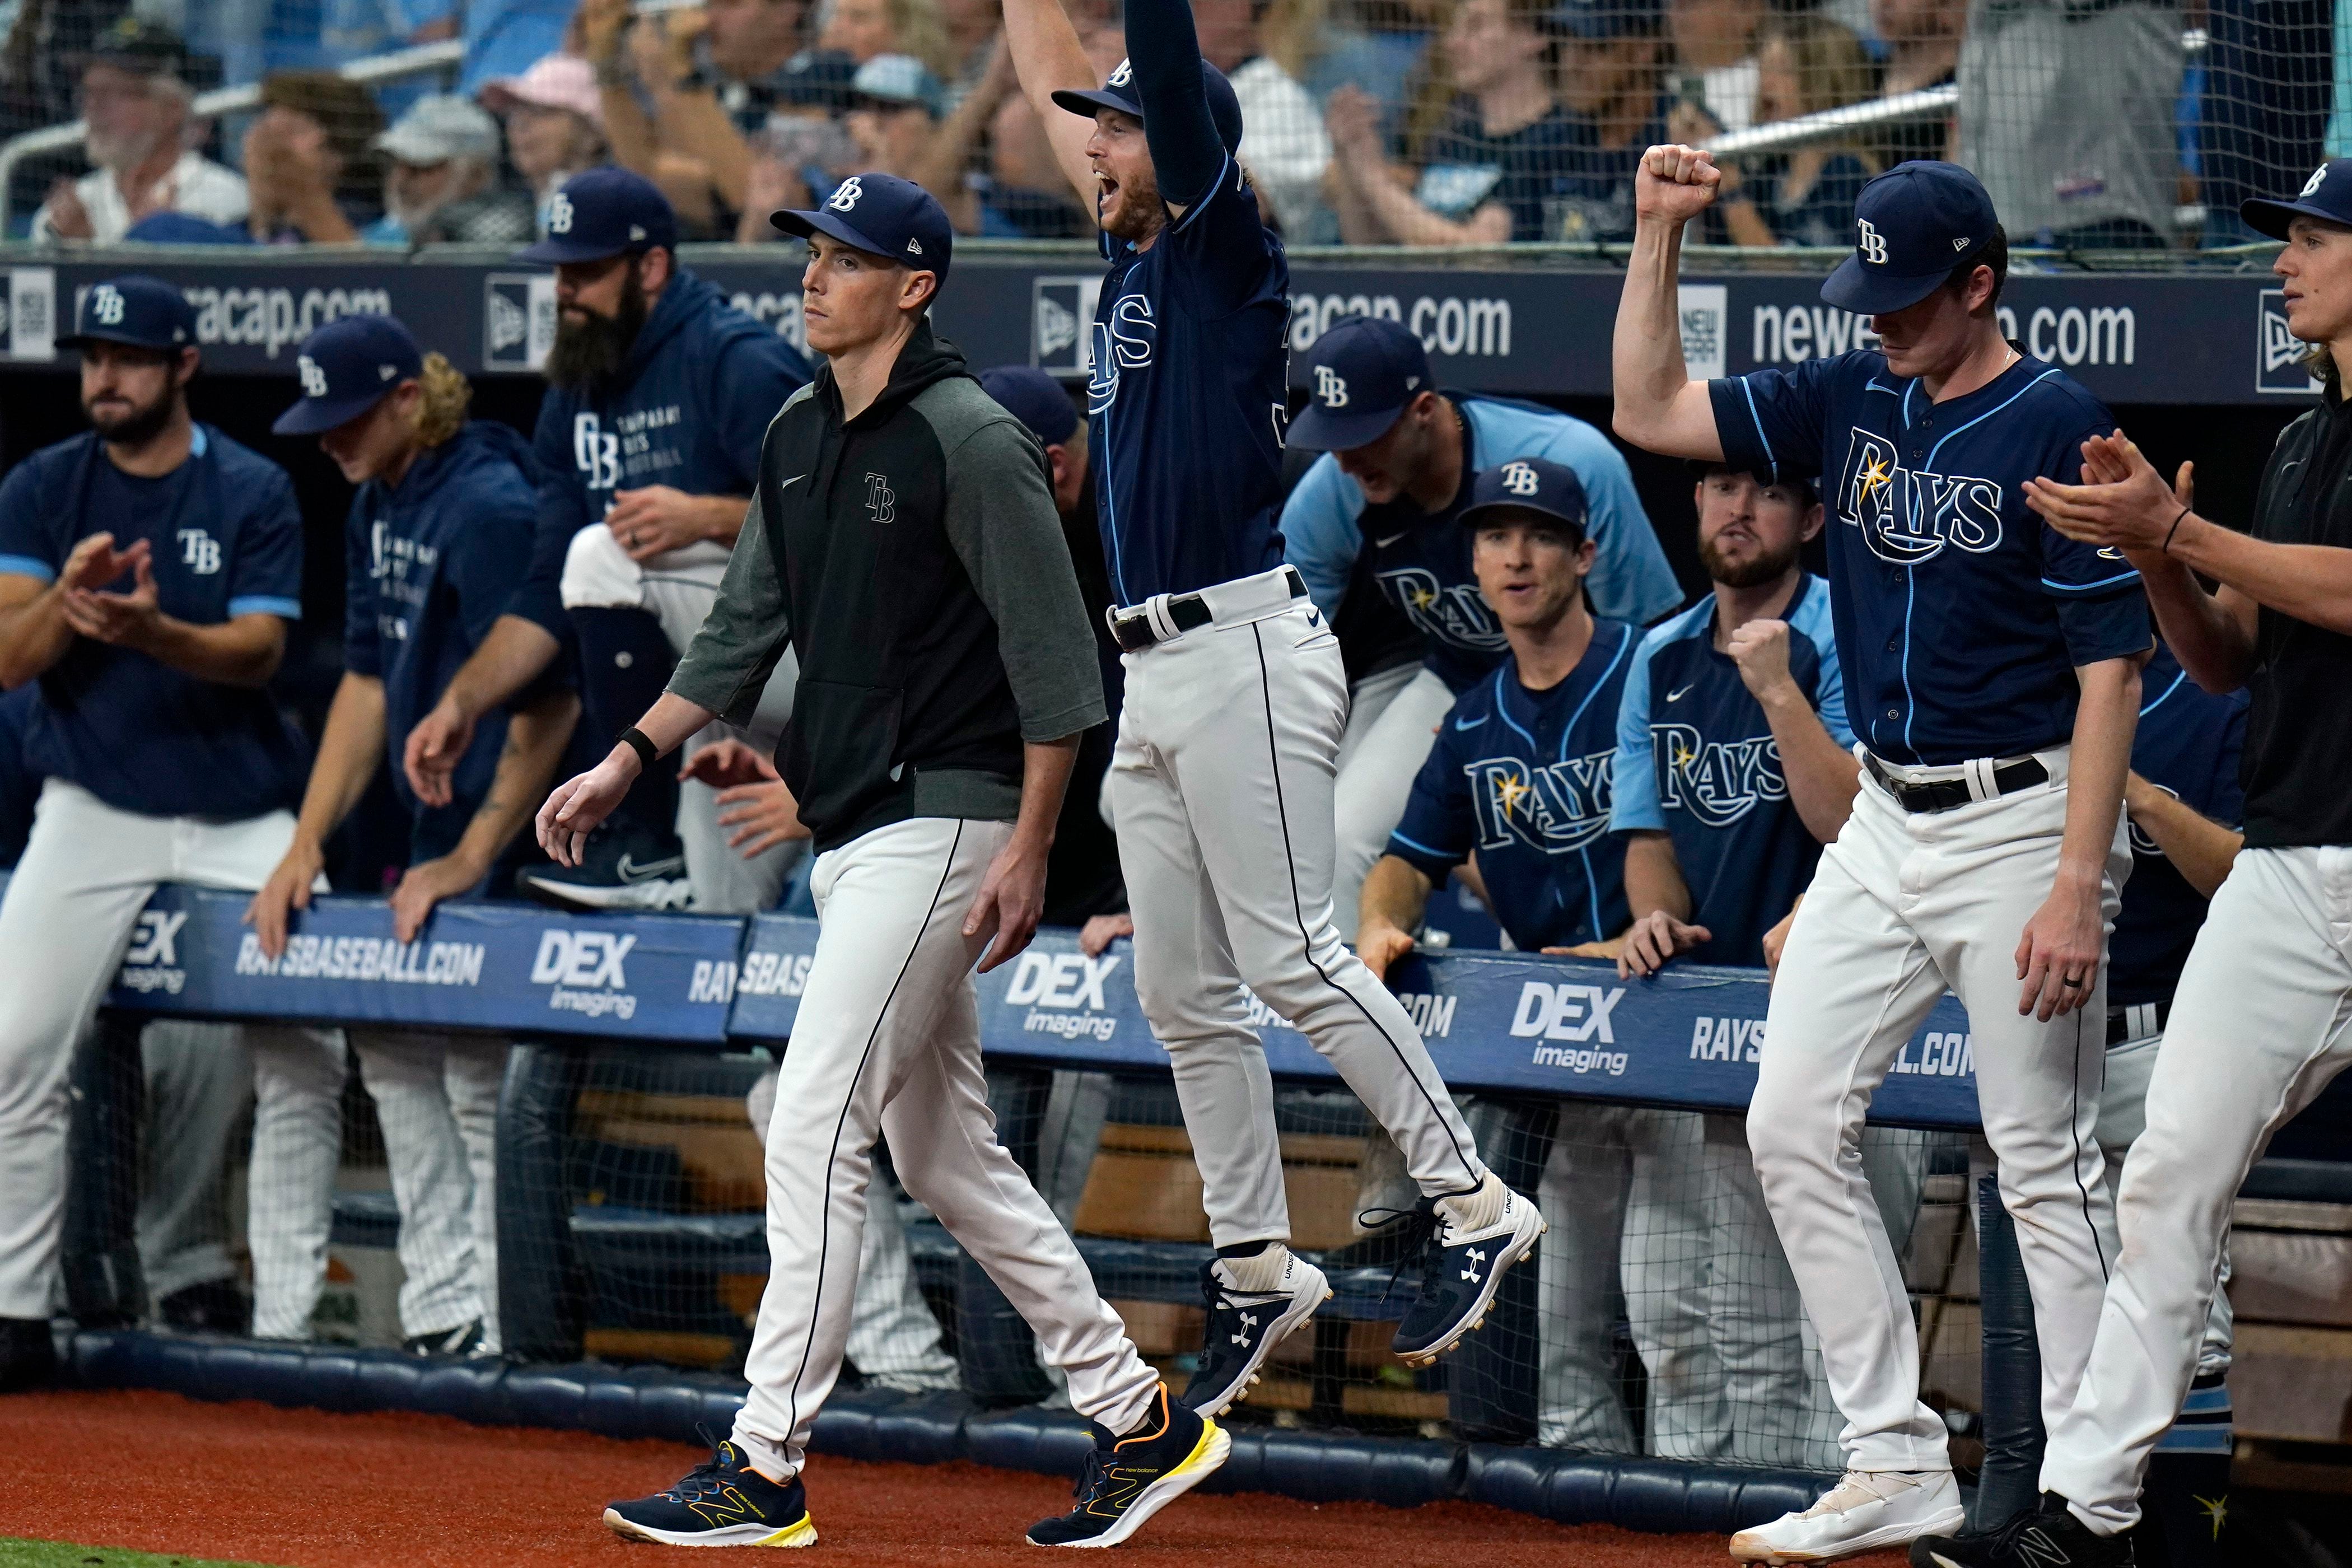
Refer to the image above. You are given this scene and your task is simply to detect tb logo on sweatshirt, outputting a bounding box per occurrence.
[865,472,895,525]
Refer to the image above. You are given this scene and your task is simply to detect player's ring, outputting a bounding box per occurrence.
[2060,974,2085,988]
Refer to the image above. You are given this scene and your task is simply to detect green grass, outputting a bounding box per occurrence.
[0,1542,282,1568]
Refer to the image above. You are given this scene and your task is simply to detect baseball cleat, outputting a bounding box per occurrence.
[1386,1180,1546,1366]
[1907,1494,2133,1568]
[1729,1468,1964,1564]
[404,1319,484,1357]
[604,1434,817,1547]
[517,820,690,911]
[1179,1253,1329,1416]
[1027,1383,1229,1548]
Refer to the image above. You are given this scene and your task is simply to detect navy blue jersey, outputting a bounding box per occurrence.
[346,421,547,851]
[0,426,307,819]
[0,683,38,867]
[1611,575,1854,967]
[518,268,811,637]
[1711,351,2150,766]
[1387,619,1638,951]
[2109,641,2248,1007]
[1089,148,1291,605]
[1284,393,1681,690]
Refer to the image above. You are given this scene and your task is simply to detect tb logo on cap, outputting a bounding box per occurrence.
[549,191,574,234]
[1500,461,1541,497]
[298,355,328,398]
[1314,365,1348,408]
[1108,58,1133,86]
[1857,218,1889,265]
[829,176,865,213]
[89,284,125,325]
[2303,164,2330,198]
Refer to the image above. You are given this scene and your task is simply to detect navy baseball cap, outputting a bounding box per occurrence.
[59,274,195,352]
[1051,58,1245,155]
[1288,316,1433,451]
[1457,457,1590,540]
[978,365,1079,446]
[776,172,953,280]
[2243,159,2352,240]
[272,315,423,436]
[514,167,679,264]
[1821,161,2000,316]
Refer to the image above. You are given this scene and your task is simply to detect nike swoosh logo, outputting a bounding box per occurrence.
[1454,713,1481,731]
[1374,531,1408,547]
[1666,685,1693,702]
[616,853,685,883]
[779,474,806,489]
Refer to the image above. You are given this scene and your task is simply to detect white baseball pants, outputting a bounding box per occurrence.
[1109,569,1488,1248]
[2043,845,2352,1534]
[561,524,804,913]
[351,1030,506,1347]
[1749,751,2126,1473]
[1332,662,1454,938]
[0,780,340,1325]
[730,816,1160,1479]
[137,1020,254,1304]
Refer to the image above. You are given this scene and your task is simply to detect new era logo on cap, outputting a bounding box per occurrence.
[60,274,195,353]
[774,171,955,282]
[1457,455,1590,537]
[1819,161,1999,317]
[272,313,423,436]
[1287,315,1433,452]
[515,167,680,265]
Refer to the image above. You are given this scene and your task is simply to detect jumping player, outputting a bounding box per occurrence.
[1004,0,1546,1419]
[1613,155,2150,1562]
[1908,160,2352,1568]
[542,173,1223,1550]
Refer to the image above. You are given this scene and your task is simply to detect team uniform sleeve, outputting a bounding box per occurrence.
[1126,0,1277,310]
[670,487,795,730]
[1385,711,1475,880]
[2039,423,2153,668]
[1609,631,1665,832]
[1280,455,1368,620]
[342,500,381,679]
[1544,424,1680,626]
[713,332,812,492]
[1791,581,1858,749]
[447,472,544,652]
[511,398,589,638]
[226,467,304,621]
[0,461,60,585]
[1707,358,1837,486]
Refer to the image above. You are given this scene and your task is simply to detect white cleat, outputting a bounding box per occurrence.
[1728,1469,1964,1564]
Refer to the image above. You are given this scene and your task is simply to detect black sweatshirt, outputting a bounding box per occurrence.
[669,320,1106,853]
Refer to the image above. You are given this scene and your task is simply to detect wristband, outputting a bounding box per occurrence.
[2161,505,2190,554]
[618,726,658,771]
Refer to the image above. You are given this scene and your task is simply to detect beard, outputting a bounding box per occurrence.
[86,385,178,448]
[545,266,650,390]
[1699,529,1802,589]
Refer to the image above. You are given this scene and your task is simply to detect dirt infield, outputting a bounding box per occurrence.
[0,1389,1908,1568]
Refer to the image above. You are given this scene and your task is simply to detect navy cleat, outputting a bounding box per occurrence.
[1178,1253,1330,1416]
[1382,1178,1547,1367]
[1910,1494,2132,1568]
[604,1432,818,1548]
[1027,1383,1230,1548]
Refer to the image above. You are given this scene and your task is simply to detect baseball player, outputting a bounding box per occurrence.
[247,314,579,1356]
[1283,315,1681,925]
[1614,155,2150,1562]
[403,167,811,914]
[0,277,339,1385]
[547,174,1222,1550]
[1907,161,2352,1568]
[1005,0,1546,1417]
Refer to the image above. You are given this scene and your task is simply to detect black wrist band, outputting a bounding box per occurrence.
[2162,505,2190,554]
[618,726,657,771]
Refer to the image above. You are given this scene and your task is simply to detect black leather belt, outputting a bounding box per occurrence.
[1864,752,2050,814]
[2107,1001,2169,1046]
[1109,567,1305,652]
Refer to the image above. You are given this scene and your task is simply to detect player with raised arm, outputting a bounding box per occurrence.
[1612,151,2150,1563]
[1002,0,1546,1420]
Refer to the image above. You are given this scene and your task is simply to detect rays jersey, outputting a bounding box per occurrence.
[1611,575,1852,968]
[1387,619,1638,950]
[1283,394,1680,690]
[2110,641,2248,1007]
[1710,351,2150,766]
[1090,150,1291,605]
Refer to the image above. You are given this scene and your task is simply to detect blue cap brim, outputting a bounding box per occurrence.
[1051,86,1141,121]
[272,391,390,436]
[58,328,184,352]
[1457,499,1586,535]
[773,207,946,275]
[1819,252,1948,316]
[1286,399,1409,452]
[2240,195,2349,241]
[512,234,635,264]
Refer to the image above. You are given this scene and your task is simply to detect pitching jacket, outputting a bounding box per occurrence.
[669,318,1105,853]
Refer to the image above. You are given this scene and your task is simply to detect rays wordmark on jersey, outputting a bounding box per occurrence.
[1379,565,1505,650]
[1836,427,2004,564]
[1086,293,1156,414]
[1653,724,1788,827]
[1468,751,1614,854]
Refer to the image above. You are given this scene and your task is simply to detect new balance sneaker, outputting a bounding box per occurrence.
[1179,1253,1330,1416]
[1027,1383,1230,1548]
[1729,1469,1966,1564]
[404,1320,483,1357]
[517,821,690,911]
[1389,1178,1547,1366]
[1910,1494,2134,1568]
[604,1435,818,1548]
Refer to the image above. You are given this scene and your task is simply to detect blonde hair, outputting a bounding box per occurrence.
[414,352,473,447]
[885,0,957,80]
[1259,0,1333,81]
[1757,14,1879,170]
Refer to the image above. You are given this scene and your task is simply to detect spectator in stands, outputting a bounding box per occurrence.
[1194,0,1333,236]
[479,53,613,235]
[363,95,535,248]
[1870,0,1962,164]
[33,19,247,245]
[2199,0,2330,245]
[250,314,577,1358]
[1710,13,1881,248]
[403,170,811,915]
[819,0,958,77]
[1304,0,1444,148]
[241,69,384,242]
[1548,0,1671,242]
[1324,0,1574,243]
[1668,0,1763,135]
[436,0,576,94]
[1958,0,2181,249]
